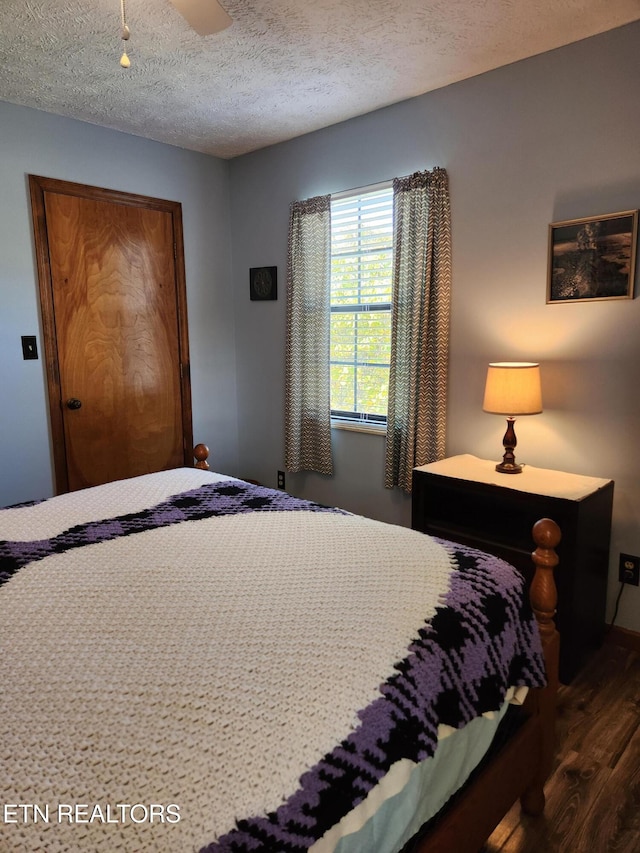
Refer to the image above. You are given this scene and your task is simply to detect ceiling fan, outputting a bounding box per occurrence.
[169,0,233,36]
[119,0,232,67]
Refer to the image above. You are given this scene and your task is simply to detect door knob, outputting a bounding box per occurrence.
[66,398,82,410]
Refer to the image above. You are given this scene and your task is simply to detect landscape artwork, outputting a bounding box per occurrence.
[547,210,638,303]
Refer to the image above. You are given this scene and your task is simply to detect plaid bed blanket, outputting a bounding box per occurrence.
[0,472,545,853]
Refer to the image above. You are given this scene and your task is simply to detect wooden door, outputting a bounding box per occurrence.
[29,176,193,493]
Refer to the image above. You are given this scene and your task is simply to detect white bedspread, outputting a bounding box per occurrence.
[1,470,461,852]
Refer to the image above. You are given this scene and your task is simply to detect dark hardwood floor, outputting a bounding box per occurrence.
[483,642,640,853]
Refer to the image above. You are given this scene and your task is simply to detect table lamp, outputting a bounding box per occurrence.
[483,362,542,473]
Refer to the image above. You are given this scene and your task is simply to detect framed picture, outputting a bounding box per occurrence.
[249,266,277,301]
[547,210,638,303]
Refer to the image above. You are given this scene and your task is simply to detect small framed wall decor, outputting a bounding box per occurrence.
[249,266,277,301]
[547,210,638,303]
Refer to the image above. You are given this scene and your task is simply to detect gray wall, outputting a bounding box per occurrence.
[228,22,640,631]
[0,101,240,506]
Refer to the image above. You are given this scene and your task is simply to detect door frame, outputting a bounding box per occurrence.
[29,175,194,493]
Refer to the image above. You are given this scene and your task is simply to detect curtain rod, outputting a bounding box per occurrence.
[319,167,444,202]
[329,166,443,200]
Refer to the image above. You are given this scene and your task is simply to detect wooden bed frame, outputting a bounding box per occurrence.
[191,445,560,853]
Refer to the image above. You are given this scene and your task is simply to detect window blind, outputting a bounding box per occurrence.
[330,184,393,422]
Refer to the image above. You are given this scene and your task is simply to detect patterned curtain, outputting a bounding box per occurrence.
[384,168,451,493]
[284,195,334,475]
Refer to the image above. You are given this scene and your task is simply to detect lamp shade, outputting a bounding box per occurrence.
[483,362,542,416]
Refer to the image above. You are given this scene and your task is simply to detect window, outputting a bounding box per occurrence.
[329,183,393,425]
[286,169,450,484]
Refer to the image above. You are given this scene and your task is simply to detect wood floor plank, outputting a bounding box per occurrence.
[485,750,612,853]
[481,801,520,849]
[483,644,640,853]
[572,724,640,853]
[558,648,640,768]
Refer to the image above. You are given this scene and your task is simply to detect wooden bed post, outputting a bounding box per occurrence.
[194,443,210,470]
[521,517,561,816]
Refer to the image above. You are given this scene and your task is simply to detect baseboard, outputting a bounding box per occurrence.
[604,625,640,652]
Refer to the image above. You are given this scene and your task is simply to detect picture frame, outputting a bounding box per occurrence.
[249,266,277,301]
[547,210,638,303]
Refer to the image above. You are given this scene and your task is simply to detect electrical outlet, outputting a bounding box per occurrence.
[277,470,285,490]
[619,553,640,586]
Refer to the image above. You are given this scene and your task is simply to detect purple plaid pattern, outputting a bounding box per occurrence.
[0,481,345,586]
[201,541,544,852]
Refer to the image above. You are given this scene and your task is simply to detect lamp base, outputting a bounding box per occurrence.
[495,416,523,474]
[495,460,523,474]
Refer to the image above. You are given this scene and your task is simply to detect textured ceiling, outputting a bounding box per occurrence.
[1,0,639,159]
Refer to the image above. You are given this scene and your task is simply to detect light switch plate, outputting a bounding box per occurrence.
[21,335,38,360]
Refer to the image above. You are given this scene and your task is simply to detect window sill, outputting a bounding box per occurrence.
[331,419,387,436]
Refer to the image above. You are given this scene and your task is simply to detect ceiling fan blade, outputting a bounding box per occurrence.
[169,0,232,36]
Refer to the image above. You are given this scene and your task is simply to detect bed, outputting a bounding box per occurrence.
[0,446,560,853]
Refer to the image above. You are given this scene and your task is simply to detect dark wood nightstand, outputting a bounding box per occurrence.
[412,455,614,683]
